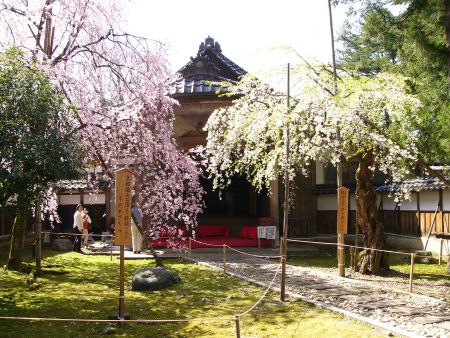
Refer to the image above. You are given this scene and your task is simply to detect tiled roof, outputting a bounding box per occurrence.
[376,177,450,193]
[171,36,246,96]
[54,179,108,190]
[171,74,231,95]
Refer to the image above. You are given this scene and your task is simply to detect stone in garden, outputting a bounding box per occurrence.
[103,324,116,334]
[52,238,73,251]
[131,267,181,291]
[414,251,434,264]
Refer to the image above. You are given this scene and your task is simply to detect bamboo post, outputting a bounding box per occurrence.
[223,244,227,274]
[409,253,415,293]
[439,239,443,265]
[235,315,241,338]
[189,237,192,260]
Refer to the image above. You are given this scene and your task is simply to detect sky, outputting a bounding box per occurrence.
[126,0,350,76]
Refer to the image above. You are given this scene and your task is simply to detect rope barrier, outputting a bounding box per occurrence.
[238,263,282,317]
[225,245,281,259]
[41,231,113,237]
[287,239,412,256]
[190,238,228,248]
[0,316,234,324]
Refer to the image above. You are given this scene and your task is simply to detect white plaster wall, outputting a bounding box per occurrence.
[443,190,450,211]
[381,193,398,210]
[317,195,337,210]
[84,193,105,205]
[315,162,324,184]
[59,194,80,205]
[398,193,417,211]
[419,191,439,211]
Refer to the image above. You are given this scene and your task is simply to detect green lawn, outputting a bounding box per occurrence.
[287,247,450,282]
[0,246,388,337]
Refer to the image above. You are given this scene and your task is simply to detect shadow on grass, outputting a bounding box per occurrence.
[0,245,390,337]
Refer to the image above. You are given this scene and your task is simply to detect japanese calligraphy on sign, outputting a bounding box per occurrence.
[337,187,349,234]
[114,168,134,245]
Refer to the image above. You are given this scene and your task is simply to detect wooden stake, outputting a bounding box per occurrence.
[439,239,444,265]
[223,245,227,274]
[110,236,114,261]
[235,315,241,338]
[189,237,192,260]
[119,245,125,319]
[409,253,415,293]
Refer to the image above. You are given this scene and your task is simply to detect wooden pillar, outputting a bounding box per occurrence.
[439,190,444,233]
[416,192,421,236]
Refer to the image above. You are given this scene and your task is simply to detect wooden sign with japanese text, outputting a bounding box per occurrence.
[337,187,349,234]
[114,168,134,245]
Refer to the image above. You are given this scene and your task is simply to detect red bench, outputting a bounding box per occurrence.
[150,225,270,249]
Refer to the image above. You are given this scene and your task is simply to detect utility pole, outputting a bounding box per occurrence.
[280,63,290,301]
[328,0,345,277]
[35,8,54,274]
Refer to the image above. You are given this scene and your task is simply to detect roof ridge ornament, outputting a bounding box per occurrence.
[198,35,222,55]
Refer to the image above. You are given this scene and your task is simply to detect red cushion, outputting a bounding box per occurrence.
[196,225,229,238]
[240,226,258,239]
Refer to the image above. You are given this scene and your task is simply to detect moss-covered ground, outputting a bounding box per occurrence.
[0,247,388,337]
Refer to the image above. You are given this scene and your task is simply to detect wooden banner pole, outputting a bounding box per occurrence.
[113,168,134,321]
[119,245,125,319]
[338,233,345,276]
[439,239,443,265]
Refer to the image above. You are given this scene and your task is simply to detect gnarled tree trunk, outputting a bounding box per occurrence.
[7,200,28,271]
[355,150,387,274]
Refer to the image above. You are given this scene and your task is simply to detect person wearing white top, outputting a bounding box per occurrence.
[73,204,83,252]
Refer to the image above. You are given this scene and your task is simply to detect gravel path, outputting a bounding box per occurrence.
[190,248,450,338]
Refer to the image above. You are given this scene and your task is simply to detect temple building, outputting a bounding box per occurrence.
[171,36,274,236]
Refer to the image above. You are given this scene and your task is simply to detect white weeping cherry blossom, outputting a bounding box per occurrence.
[205,64,422,274]
[206,66,421,195]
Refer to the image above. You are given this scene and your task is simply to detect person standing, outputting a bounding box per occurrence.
[73,204,83,252]
[131,204,143,254]
[81,208,92,247]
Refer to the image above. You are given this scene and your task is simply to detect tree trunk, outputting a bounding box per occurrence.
[7,203,28,271]
[355,150,387,274]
